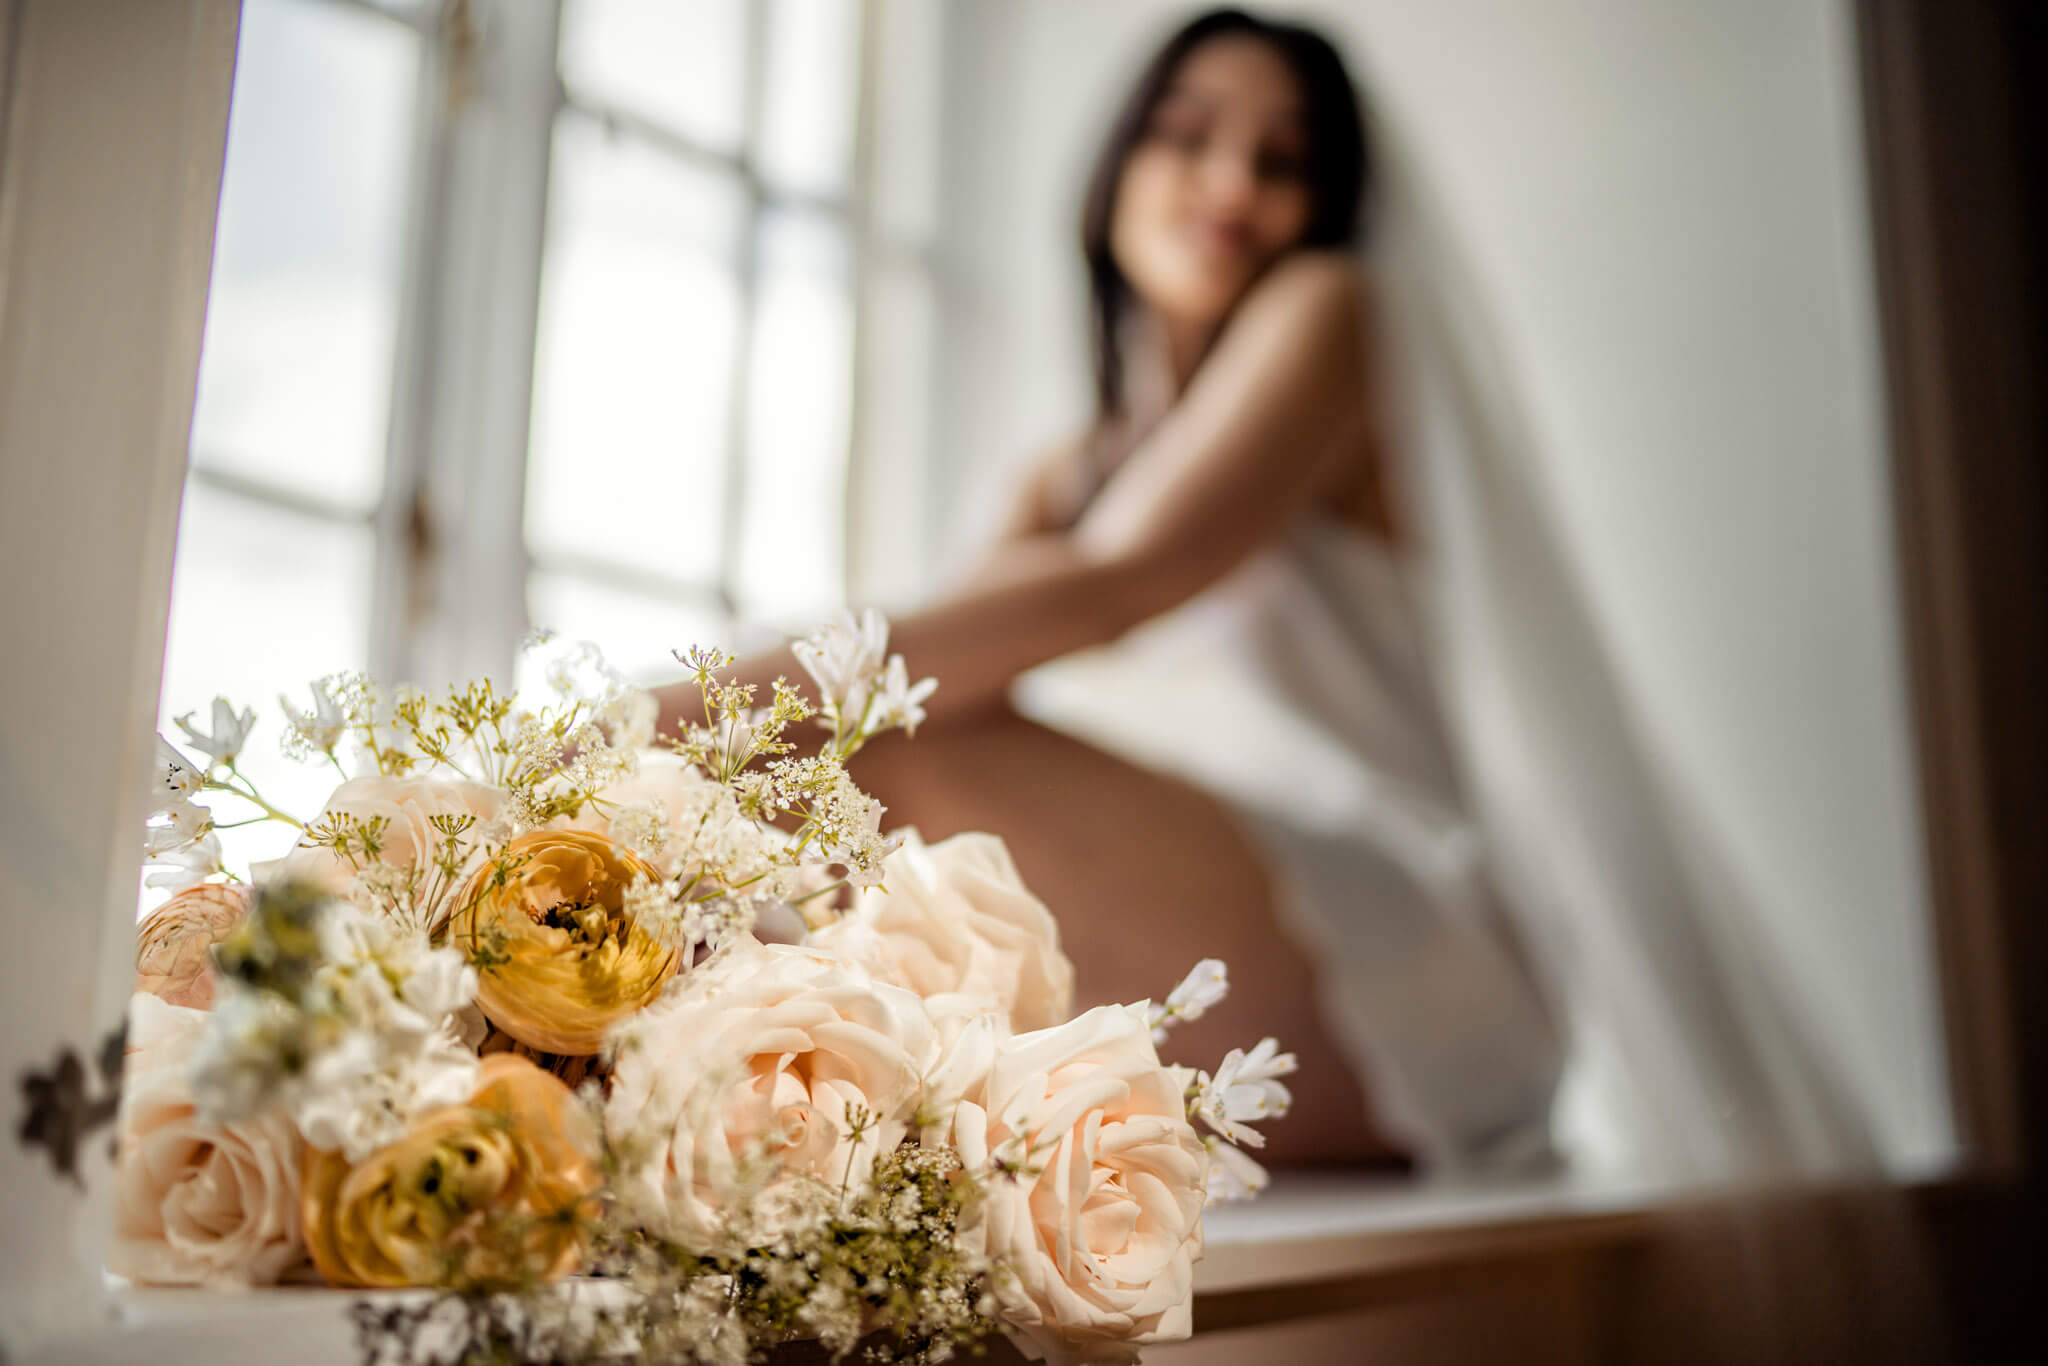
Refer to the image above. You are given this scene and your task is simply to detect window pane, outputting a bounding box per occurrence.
[156,486,375,896]
[736,209,851,623]
[759,0,860,199]
[527,570,727,686]
[528,116,746,587]
[188,0,418,513]
[561,0,748,155]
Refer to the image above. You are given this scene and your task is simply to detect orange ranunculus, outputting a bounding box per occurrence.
[301,1054,601,1289]
[446,829,677,1055]
[135,883,250,1009]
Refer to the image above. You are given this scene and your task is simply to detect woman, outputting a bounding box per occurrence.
[659,8,1562,1169]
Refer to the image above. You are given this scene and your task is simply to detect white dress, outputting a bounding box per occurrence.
[1012,512,1565,1170]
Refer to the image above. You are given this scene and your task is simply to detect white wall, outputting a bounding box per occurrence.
[927,0,1950,1170]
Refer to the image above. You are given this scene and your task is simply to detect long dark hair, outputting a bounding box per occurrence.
[1079,8,1373,423]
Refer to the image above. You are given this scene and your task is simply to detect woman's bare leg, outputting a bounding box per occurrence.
[849,706,1408,1167]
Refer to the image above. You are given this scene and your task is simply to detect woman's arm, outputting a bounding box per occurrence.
[655,252,1372,736]
[981,433,1092,546]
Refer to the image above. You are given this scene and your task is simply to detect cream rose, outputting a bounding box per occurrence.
[266,775,506,913]
[135,883,249,1009]
[942,1004,1208,1363]
[111,993,305,1286]
[811,831,1074,1032]
[604,941,935,1250]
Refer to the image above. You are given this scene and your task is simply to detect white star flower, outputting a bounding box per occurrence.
[152,735,203,810]
[1204,1135,1271,1202]
[792,608,890,723]
[1194,1037,1297,1148]
[279,677,347,757]
[143,827,224,891]
[868,653,937,738]
[175,697,257,770]
[142,798,211,857]
[1148,958,1229,1043]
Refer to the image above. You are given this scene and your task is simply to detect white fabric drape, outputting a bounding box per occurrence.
[1369,118,1881,1188]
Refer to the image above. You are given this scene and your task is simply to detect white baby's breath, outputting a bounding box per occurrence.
[624,873,690,954]
[187,894,481,1160]
[185,988,319,1122]
[598,684,659,752]
[606,800,672,863]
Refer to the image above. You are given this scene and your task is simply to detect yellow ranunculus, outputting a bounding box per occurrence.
[302,1054,601,1289]
[447,828,678,1055]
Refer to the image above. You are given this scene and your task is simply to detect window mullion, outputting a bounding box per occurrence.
[716,0,772,626]
[404,0,562,690]
[842,0,884,605]
[369,0,460,688]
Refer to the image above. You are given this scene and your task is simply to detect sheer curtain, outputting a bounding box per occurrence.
[1371,109,1946,1357]
[1372,114,1882,1188]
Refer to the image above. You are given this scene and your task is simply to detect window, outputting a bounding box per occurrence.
[161,0,425,867]
[159,0,942,880]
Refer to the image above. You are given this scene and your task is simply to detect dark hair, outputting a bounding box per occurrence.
[1078,8,1373,421]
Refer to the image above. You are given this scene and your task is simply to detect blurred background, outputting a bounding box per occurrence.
[160,0,1952,1181]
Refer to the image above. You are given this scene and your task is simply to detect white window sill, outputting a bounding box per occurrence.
[19,1170,1667,1365]
[1194,1167,1662,1294]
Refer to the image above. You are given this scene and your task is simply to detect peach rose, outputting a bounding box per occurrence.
[301,1053,601,1289]
[135,883,249,1009]
[604,942,935,1250]
[942,1004,1208,1363]
[267,775,506,912]
[447,829,678,1055]
[111,993,305,1285]
[810,831,1074,1032]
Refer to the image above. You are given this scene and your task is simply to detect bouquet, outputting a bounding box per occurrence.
[121,613,1294,1365]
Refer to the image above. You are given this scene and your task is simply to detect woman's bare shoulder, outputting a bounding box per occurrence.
[1226,252,1401,539]
[1198,251,1376,388]
[1242,249,1375,323]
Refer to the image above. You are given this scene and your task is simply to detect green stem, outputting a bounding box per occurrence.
[791,877,848,906]
[211,766,304,829]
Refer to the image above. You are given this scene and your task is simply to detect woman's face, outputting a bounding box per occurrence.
[1110,35,1314,330]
